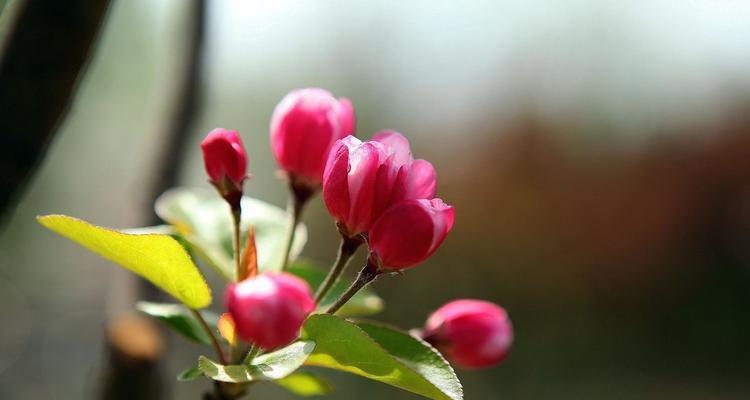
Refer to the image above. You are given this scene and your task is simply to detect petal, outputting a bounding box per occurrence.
[371,130,412,166]
[296,109,339,181]
[346,142,383,234]
[369,158,400,227]
[369,199,435,269]
[404,159,437,199]
[322,142,351,223]
[425,198,455,256]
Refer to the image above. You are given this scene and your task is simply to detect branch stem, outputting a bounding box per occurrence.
[326,261,380,315]
[190,309,226,365]
[315,236,361,303]
[231,207,242,281]
[280,194,306,271]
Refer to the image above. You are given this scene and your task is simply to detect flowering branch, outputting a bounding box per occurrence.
[37,88,515,400]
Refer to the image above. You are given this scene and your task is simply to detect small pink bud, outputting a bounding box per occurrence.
[368,198,454,269]
[225,273,315,351]
[200,128,247,192]
[270,88,355,187]
[322,131,436,237]
[423,299,513,369]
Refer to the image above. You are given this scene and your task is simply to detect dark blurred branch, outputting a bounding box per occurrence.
[99,313,165,400]
[140,0,206,301]
[146,0,206,225]
[100,1,207,398]
[0,0,112,223]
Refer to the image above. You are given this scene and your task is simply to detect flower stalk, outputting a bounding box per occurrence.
[315,234,361,303]
[280,179,315,271]
[231,206,242,281]
[191,309,227,365]
[326,258,381,315]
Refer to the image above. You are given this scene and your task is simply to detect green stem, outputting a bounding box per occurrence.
[280,196,304,271]
[229,206,245,365]
[191,309,227,365]
[315,236,361,303]
[231,207,242,281]
[326,261,380,315]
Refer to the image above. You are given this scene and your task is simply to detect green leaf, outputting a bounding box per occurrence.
[177,366,203,381]
[155,187,307,280]
[301,315,462,400]
[288,261,384,317]
[275,372,333,396]
[358,321,463,400]
[198,341,315,383]
[136,301,218,345]
[37,215,211,308]
[121,225,175,235]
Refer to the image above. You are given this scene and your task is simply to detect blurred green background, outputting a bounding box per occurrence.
[2,0,750,398]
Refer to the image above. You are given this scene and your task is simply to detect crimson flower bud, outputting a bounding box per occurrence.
[322,131,436,237]
[423,299,513,369]
[225,273,315,351]
[368,198,454,270]
[270,88,355,188]
[200,128,247,195]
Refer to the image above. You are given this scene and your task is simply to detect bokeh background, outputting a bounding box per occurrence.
[2,0,750,398]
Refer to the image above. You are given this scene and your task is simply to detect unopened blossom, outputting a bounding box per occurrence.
[270,88,355,188]
[225,273,315,351]
[423,299,513,369]
[200,128,247,194]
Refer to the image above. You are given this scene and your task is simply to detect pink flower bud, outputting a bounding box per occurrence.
[200,128,247,192]
[368,198,454,269]
[270,88,355,187]
[225,273,315,351]
[322,131,436,237]
[423,299,513,369]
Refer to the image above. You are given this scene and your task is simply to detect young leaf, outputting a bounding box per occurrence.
[239,225,258,280]
[275,372,333,396]
[288,261,384,317]
[136,302,218,345]
[301,314,463,400]
[155,187,307,280]
[177,366,204,381]
[198,341,315,383]
[37,215,211,308]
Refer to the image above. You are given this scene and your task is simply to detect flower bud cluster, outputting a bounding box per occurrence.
[197,88,509,370]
